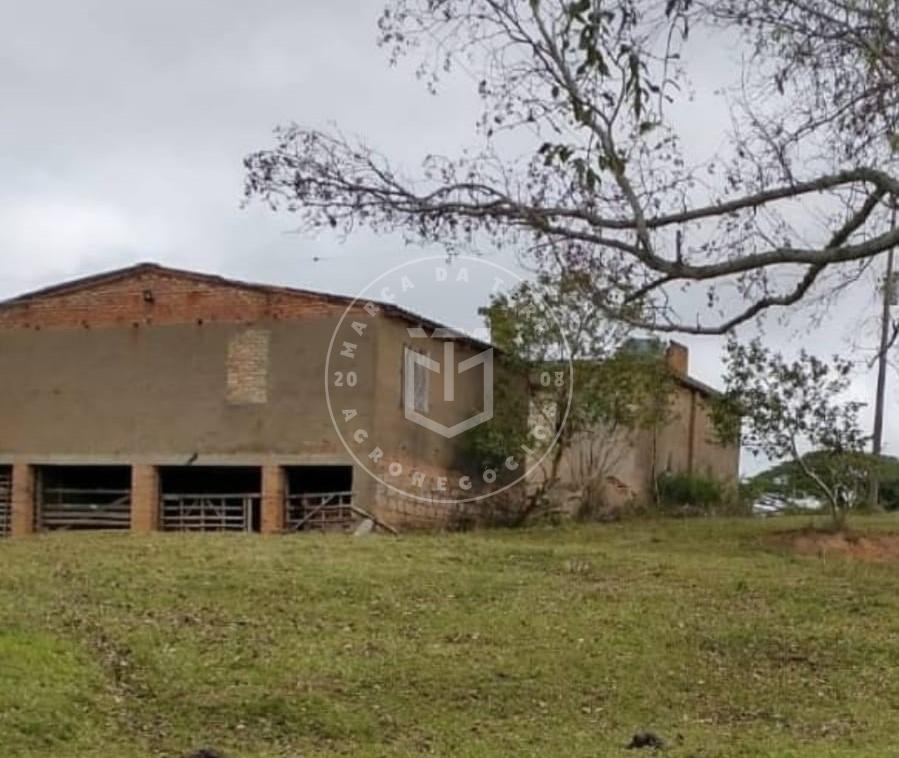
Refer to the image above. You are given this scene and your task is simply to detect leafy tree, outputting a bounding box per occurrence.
[469,273,673,520]
[748,452,899,513]
[245,0,899,334]
[713,339,869,527]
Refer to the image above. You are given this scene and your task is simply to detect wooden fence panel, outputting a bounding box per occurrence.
[285,491,355,531]
[161,493,259,532]
[38,487,131,531]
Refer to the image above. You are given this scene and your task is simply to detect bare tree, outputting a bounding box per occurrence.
[244,0,899,334]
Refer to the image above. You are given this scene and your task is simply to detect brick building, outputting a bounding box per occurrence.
[0,263,498,535]
[0,263,738,535]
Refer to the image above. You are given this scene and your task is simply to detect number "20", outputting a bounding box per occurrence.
[333,370,358,388]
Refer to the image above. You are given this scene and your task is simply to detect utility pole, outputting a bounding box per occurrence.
[870,209,897,508]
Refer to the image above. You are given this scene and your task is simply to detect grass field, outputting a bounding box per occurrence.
[2,516,899,757]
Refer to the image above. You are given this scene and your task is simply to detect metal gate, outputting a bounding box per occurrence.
[0,469,10,536]
[34,466,132,531]
[285,491,355,531]
[161,493,260,532]
[38,485,131,530]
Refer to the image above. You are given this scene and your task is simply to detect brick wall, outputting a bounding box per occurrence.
[226,329,271,405]
[366,454,513,529]
[131,465,159,533]
[0,269,345,331]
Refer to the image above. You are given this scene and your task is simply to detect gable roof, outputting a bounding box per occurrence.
[0,262,494,351]
[677,373,721,399]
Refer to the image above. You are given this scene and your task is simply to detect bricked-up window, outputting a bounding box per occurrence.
[402,345,430,413]
[226,329,270,405]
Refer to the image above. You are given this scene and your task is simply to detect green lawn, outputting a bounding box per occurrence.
[2,516,899,757]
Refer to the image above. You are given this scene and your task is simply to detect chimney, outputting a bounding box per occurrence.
[665,341,689,377]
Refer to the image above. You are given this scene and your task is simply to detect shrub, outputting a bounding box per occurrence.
[656,471,731,511]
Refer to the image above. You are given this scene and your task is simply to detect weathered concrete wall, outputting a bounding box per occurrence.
[531,426,647,511]
[533,382,740,514]
[688,393,740,483]
[375,318,487,458]
[653,384,739,485]
[367,317,492,518]
[0,320,369,459]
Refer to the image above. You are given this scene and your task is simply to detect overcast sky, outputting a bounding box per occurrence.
[2,1,896,474]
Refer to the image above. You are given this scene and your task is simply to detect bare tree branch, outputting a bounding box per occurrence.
[245,0,899,334]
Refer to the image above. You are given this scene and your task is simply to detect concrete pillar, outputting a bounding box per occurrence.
[10,463,35,537]
[261,465,285,534]
[131,465,159,533]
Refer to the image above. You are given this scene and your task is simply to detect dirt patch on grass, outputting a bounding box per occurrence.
[774,530,899,564]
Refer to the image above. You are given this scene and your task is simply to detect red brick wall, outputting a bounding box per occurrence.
[131,464,159,533]
[0,270,345,330]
